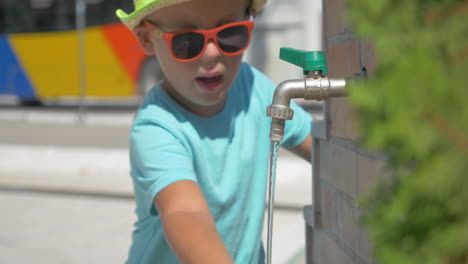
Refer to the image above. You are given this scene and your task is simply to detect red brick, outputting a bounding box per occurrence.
[330,97,360,140]
[358,226,375,263]
[320,183,339,235]
[324,0,348,37]
[319,140,358,198]
[337,197,360,252]
[351,208,375,263]
[314,230,354,264]
[360,39,378,77]
[357,154,388,194]
[326,39,361,78]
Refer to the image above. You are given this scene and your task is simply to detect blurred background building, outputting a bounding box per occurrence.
[0,0,323,263]
[0,0,322,107]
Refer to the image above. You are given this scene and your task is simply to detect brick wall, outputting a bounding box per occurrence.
[304,0,387,263]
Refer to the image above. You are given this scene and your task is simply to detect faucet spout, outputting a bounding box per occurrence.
[267,75,347,142]
[272,79,307,107]
[267,79,306,142]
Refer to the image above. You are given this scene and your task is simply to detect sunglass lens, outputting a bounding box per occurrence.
[172,32,205,60]
[217,25,249,53]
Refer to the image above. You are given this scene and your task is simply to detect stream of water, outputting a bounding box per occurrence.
[266,141,280,264]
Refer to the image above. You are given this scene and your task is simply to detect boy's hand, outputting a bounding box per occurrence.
[286,134,312,162]
[154,180,234,264]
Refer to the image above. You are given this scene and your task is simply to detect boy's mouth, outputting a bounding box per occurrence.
[195,75,224,92]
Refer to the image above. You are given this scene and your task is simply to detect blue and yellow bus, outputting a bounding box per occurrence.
[0,0,162,105]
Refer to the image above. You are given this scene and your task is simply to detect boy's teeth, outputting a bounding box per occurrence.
[199,75,219,81]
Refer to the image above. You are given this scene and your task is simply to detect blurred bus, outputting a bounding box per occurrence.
[0,0,321,107]
[0,0,162,105]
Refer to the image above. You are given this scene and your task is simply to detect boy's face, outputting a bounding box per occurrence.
[135,0,250,117]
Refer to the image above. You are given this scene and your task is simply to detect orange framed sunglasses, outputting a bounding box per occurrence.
[145,16,255,62]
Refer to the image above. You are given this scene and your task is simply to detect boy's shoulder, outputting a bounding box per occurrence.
[132,85,179,126]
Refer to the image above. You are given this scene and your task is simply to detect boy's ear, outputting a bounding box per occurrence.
[133,22,155,55]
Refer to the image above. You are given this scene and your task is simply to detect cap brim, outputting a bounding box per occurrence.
[116,0,267,30]
[116,0,191,30]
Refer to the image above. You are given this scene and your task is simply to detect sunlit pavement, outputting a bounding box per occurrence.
[0,107,314,263]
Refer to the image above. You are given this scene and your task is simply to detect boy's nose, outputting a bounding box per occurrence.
[201,40,222,60]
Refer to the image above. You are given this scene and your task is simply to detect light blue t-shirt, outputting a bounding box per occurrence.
[127,63,312,264]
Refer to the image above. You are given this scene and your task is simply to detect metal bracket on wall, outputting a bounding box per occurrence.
[312,120,327,140]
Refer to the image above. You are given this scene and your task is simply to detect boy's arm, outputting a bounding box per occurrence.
[285,134,312,162]
[154,180,234,264]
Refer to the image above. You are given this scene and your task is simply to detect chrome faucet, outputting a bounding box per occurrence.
[267,48,347,142]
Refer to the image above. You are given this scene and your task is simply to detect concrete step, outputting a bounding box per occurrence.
[0,144,313,208]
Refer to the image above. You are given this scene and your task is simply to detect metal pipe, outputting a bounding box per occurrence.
[271,79,307,106]
[304,77,346,101]
[76,0,87,124]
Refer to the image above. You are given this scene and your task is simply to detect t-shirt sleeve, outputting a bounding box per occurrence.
[129,119,197,216]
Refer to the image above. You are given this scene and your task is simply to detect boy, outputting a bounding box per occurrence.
[116,0,313,263]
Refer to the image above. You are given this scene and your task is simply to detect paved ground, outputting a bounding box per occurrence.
[0,191,306,264]
[0,106,317,263]
[0,191,134,264]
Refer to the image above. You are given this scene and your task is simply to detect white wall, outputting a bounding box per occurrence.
[244,0,322,84]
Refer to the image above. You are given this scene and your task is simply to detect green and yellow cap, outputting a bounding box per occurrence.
[116,0,267,30]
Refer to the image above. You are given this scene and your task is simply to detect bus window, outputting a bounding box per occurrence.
[0,0,135,34]
[2,0,36,33]
[53,0,76,31]
[0,0,72,33]
[32,0,60,32]
[87,0,134,27]
[0,2,5,33]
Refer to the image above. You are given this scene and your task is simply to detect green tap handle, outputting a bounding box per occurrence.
[279,47,328,75]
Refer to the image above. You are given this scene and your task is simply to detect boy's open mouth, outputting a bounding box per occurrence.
[195,75,224,92]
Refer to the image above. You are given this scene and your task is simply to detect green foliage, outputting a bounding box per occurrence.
[346,0,468,263]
